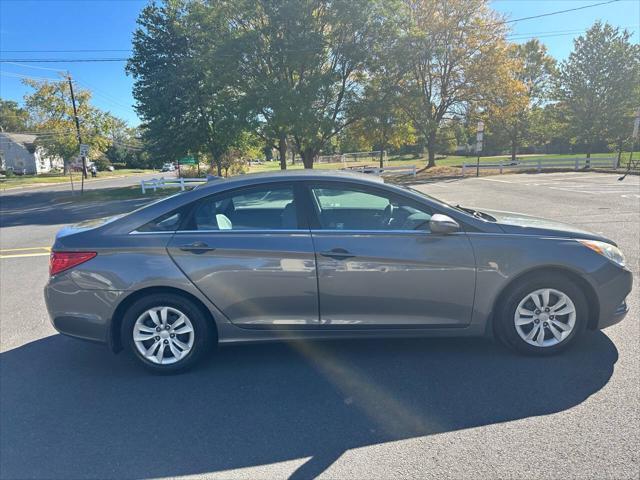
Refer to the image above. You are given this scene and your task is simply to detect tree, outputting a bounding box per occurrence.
[128,0,251,176]
[555,22,640,159]
[352,86,416,166]
[0,99,30,132]
[487,40,556,160]
[396,0,514,167]
[223,0,382,168]
[23,79,113,172]
[105,123,149,168]
[351,4,415,167]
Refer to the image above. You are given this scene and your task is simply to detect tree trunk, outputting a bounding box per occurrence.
[616,137,623,168]
[586,142,592,169]
[510,138,517,163]
[302,149,316,169]
[215,159,222,176]
[278,135,287,170]
[426,131,437,168]
[379,148,385,168]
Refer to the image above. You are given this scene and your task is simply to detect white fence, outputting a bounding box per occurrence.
[461,157,617,176]
[140,177,206,193]
[343,165,417,177]
[317,151,387,165]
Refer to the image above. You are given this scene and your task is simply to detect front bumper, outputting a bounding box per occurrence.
[595,267,633,330]
[44,277,124,344]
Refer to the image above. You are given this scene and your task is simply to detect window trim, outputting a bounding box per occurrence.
[301,180,436,234]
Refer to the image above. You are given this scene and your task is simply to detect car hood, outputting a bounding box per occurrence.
[479,208,614,244]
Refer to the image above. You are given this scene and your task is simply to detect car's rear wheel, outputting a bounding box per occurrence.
[121,293,214,373]
[495,273,588,355]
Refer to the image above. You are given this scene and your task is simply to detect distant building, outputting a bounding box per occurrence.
[0,132,64,174]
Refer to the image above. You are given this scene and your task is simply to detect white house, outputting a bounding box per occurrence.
[0,132,64,174]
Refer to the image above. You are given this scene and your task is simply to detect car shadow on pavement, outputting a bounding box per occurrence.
[0,332,617,479]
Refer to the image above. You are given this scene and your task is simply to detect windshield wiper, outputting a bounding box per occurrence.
[455,205,496,222]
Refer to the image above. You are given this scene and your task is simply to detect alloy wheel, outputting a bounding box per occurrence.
[514,288,576,347]
[133,306,195,365]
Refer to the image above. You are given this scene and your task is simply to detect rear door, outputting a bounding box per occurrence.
[167,182,319,327]
[305,181,476,327]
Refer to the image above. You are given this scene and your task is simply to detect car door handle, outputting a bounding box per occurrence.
[319,248,355,260]
[179,242,214,253]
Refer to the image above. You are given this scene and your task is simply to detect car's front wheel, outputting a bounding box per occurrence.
[121,293,214,373]
[496,273,588,355]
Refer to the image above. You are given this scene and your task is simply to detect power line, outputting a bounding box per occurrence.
[1,62,66,72]
[499,0,621,25]
[0,0,628,66]
[0,49,132,54]
[6,24,637,55]
[74,78,133,110]
[507,25,636,38]
[0,58,128,63]
[0,70,62,81]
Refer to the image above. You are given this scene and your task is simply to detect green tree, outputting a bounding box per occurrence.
[0,99,30,132]
[352,5,415,167]
[396,0,514,167]
[23,79,113,172]
[555,22,640,159]
[487,40,557,160]
[224,0,382,168]
[352,84,416,167]
[128,0,251,175]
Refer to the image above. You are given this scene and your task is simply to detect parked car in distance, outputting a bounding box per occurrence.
[45,170,632,373]
[161,163,176,172]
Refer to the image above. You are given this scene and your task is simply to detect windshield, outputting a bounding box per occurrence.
[400,185,457,210]
[400,185,497,222]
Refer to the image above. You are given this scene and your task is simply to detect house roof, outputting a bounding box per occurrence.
[0,132,37,145]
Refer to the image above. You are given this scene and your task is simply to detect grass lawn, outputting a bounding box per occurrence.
[247,151,637,175]
[0,169,156,190]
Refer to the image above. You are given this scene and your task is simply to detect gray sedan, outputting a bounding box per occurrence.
[45,171,632,372]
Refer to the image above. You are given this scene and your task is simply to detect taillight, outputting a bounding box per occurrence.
[49,251,97,276]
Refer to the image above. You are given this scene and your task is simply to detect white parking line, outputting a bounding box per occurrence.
[477,178,513,183]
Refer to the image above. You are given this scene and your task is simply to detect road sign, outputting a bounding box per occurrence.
[79,144,89,157]
[178,156,196,165]
[476,121,484,153]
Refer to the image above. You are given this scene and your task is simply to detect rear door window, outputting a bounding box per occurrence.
[187,185,298,231]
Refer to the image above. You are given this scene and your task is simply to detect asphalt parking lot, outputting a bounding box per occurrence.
[0,171,638,479]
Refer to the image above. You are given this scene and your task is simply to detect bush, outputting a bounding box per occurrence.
[177,165,207,178]
[94,157,112,171]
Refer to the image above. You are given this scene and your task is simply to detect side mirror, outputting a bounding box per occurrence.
[429,214,460,234]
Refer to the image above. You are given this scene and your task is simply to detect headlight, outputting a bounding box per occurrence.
[578,240,626,268]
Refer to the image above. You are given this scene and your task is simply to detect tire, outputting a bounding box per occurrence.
[495,273,589,355]
[121,293,215,373]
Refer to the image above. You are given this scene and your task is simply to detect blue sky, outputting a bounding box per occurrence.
[1,0,638,127]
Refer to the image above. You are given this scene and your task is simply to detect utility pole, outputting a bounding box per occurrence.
[619,108,640,181]
[67,72,86,194]
[475,121,484,177]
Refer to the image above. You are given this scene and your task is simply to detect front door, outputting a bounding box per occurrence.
[167,183,319,327]
[305,182,476,327]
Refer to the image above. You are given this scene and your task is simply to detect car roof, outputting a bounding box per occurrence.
[197,169,385,191]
